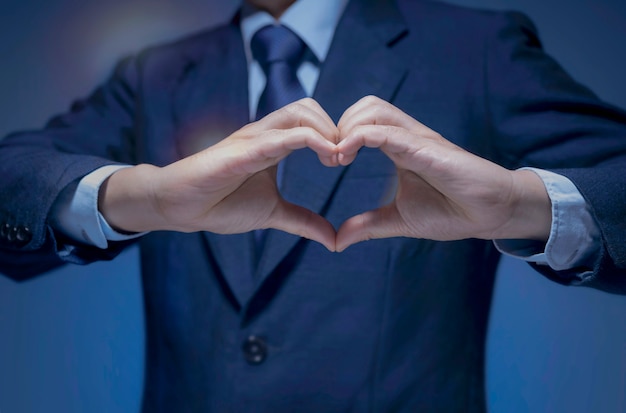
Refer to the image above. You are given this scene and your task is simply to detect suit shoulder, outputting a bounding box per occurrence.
[395,0,539,40]
[144,21,235,59]
[120,19,240,84]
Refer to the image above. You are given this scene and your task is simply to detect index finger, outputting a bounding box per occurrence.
[338,95,427,138]
[254,98,339,144]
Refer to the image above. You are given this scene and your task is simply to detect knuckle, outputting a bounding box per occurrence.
[284,101,312,120]
[353,124,369,134]
[284,102,303,115]
[381,125,396,135]
[361,95,380,105]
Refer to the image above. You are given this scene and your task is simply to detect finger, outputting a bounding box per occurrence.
[255,98,338,143]
[255,126,338,164]
[266,200,337,252]
[336,124,419,167]
[338,96,421,136]
[206,126,339,177]
[316,152,340,168]
[335,204,407,252]
[219,126,337,175]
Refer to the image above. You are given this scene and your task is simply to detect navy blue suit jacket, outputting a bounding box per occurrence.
[1,0,626,411]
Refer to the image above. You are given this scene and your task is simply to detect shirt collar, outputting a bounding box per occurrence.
[240,0,349,63]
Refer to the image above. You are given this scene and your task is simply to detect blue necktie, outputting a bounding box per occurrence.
[250,25,308,264]
[252,24,307,120]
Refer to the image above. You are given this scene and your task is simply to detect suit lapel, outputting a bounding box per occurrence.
[172,18,257,307]
[255,0,409,282]
[314,0,409,123]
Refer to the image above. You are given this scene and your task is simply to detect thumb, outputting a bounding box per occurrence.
[335,204,405,252]
[266,200,337,252]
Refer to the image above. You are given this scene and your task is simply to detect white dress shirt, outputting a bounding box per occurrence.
[50,0,600,274]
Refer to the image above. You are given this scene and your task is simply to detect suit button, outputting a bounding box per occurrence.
[242,335,267,365]
[15,226,32,247]
[7,226,18,243]
[0,223,9,239]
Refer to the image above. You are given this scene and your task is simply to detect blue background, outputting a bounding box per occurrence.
[1,0,625,412]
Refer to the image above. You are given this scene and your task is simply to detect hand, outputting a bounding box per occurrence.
[335,96,551,252]
[99,98,339,251]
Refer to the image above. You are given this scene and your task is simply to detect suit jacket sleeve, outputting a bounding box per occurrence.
[484,12,626,293]
[0,56,141,281]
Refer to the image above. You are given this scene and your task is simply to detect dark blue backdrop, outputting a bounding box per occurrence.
[1,1,625,412]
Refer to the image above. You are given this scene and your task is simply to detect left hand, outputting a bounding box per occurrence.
[335,96,552,252]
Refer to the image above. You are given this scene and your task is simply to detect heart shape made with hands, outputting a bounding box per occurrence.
[258,96,439,252]
[195,95,404,253]
[101,97,540,250]
[242,96,535,253]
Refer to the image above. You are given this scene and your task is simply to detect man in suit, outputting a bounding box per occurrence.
[1,0,625,411]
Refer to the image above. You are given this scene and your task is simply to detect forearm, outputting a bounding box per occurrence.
[0,150,132,278]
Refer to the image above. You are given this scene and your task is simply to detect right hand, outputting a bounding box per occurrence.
[99,98,339,251]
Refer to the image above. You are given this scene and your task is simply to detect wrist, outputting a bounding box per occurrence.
[98,164,166,233]
[494,169,552,241]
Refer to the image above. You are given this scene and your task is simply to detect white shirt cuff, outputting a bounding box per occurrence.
[494,168,600,271]
[50,165,145,249]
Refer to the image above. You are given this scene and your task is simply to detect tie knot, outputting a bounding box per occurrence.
[251,25,306,69]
